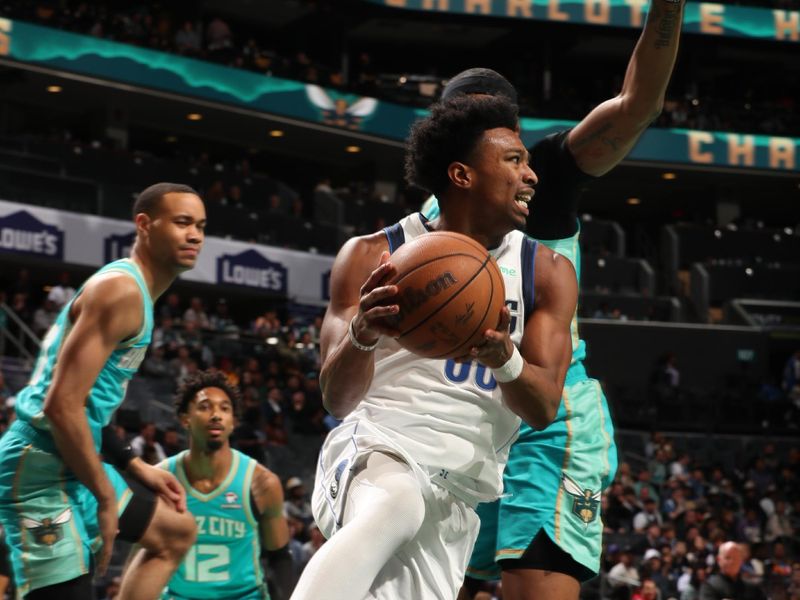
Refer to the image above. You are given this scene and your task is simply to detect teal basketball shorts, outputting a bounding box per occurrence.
[467,376,617,581]
[0,421,134,596]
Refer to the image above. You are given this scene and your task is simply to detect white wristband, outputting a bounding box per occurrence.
[491,346,524,383]
[348,316,378,352]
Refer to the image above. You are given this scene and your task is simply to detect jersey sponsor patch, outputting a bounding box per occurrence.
[562,474,601,526]
[221,491,241,509]
[330,459,349,499]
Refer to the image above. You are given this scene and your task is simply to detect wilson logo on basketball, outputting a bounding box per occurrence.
[386,271,458,326]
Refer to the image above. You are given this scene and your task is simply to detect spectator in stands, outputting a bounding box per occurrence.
[153,316,184,355]
[46,271,75,310]
[183,296,210,329]
[232,403,267,464]
[206,16,232,56]
[284,477,313,529]
[160,291,183,322]
[174,20,201,55]
[265,413,289,447]
[608,546,640,598]
[699,541,766,599]
[130,421,167,465]
[142,345,174,381]
[663,481,688,522]
[765,498,793,542]
[765,541,792,587]
[748,458,775,495]
[636,469,660,503]
[31,298,58,337]
[162,426,183,457]
[635,498,664,532]
[632,578,659,600]
[679,566,708,600]
[209,298,238,333]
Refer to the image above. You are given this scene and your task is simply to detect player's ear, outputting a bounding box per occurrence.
[178,411,190,429]
[134,212,152,239]
[448,161,472,189]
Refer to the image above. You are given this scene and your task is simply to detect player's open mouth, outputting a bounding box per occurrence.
[515,192,532,211]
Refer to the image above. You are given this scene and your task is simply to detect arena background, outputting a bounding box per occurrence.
[0,0,797,598]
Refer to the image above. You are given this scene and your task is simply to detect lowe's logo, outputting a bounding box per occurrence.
[217,249,287,293]
[104,231,136,263]
[0,211,64,259]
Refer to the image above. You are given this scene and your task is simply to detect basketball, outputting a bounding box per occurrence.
[380,231,505,359]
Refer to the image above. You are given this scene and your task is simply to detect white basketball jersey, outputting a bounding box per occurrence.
[343,213,538,502]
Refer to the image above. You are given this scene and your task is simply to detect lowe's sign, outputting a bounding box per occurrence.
[216,249,288,293]
[0,210,64,259]
[104,231,136,263]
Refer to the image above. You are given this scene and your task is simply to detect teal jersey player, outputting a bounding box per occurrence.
[16,259,153,446]
[158,371,292,600]
[0,183,206,599]
[161,449,266,600]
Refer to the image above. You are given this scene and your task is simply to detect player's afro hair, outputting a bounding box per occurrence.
[404,95,519,198]
[174,370,242,418]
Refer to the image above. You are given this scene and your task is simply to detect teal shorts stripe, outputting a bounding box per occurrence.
[467,377,617,579]
[0,423,132,595]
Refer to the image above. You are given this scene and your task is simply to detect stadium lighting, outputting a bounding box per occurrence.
[626,197,641,205]
[266,337,279,345]
[345,145,361,153]
[186,113,203,121]
[269,130,285,137]
[46,85,62,93]
[662,172,677,180]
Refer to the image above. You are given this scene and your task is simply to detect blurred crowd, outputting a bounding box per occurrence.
[2,0,797,136]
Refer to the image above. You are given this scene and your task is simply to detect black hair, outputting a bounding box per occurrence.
[132,182,199,219]
[441,67,518,105]
[404,95,519,198]
[174,370,242,418]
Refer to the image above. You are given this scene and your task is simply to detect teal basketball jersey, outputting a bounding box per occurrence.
[421,197,586,379]
[15,259,154,450]
[163,450,267,600]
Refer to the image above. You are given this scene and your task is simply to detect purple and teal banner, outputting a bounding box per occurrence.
[0,18,796,172]
[362,0,800,44]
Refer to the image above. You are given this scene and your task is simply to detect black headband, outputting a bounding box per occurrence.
[441,73,518,105]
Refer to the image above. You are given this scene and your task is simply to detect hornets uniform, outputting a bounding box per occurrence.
[312,212,538,598]
[422,129,618,580]
[161,449,267,600]
[0,259,153,595]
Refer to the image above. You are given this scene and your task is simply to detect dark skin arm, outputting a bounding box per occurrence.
[319,234,400,419]
[459,245,577,429]
[252,465,291,600]
[42,273,143,575]
[567,0,685,176]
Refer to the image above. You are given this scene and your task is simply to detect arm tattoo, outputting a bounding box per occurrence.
[650,1,681,49]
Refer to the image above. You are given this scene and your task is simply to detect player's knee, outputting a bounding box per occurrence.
[168,510,197,557]
[374,477,425,544]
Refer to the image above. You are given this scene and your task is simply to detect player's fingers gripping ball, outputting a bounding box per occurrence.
[378,231,505,359]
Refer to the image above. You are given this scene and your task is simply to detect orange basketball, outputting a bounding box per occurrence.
[380,231,505,359]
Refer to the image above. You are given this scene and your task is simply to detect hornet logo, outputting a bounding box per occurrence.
[306,85,378,130]
[562,474,601,526]
[22,508,72,546]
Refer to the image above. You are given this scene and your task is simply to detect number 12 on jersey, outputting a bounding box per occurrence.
[183,544,230,582]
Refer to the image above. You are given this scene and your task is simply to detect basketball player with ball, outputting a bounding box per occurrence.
[290,95,577,600]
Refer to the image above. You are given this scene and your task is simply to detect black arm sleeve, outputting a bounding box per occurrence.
[526,129,597,240]
[264,544,294,600]
[101,425,135,471]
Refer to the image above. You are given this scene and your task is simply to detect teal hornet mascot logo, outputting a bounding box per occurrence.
[21,508,72,546]
[562,474,600,526]
[305,85,378,131]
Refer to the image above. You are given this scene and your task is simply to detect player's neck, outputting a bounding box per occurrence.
[434,213,504,249]
[184,444,233,488]
[128,248,178,300]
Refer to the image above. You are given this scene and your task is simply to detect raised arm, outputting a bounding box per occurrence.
[470,246,577,429]
[567,0,685,176]
[43,274,144,572]
[319,234,399,419]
